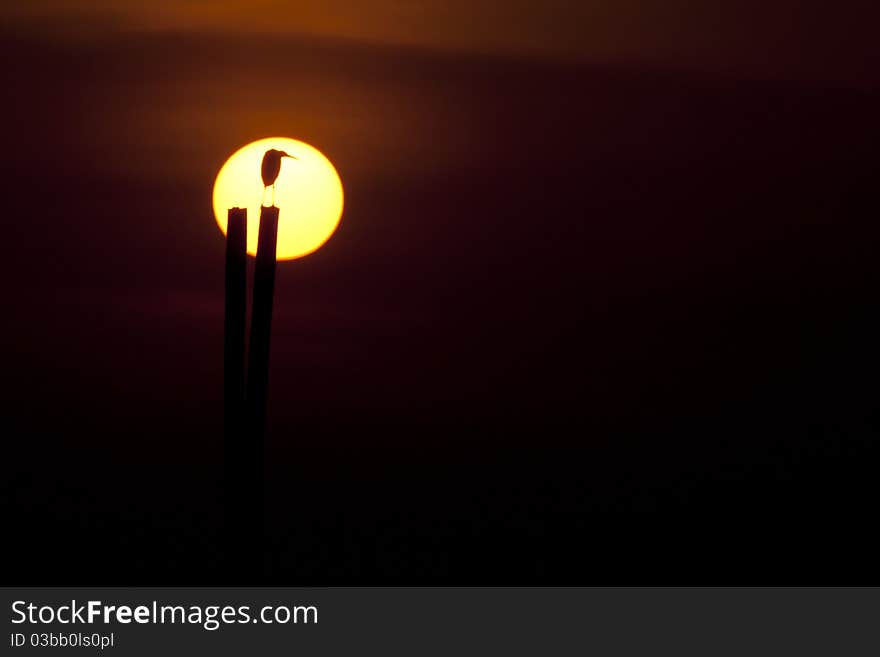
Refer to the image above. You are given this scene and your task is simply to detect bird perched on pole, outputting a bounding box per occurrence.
[261,149,298,206]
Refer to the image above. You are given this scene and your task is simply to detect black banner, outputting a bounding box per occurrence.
[3,588,878,655]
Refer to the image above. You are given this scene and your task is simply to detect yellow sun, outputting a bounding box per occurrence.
[212,137,344,260]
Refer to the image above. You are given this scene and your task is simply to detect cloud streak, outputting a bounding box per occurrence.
[4,1,879,84]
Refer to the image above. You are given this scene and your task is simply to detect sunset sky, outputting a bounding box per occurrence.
[3,2,879,582]
[5,1,879,83]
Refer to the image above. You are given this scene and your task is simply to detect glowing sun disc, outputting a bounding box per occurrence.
[212,137,344,260]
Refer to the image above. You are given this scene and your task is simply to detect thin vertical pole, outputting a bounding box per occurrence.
[245,205,279,576]
[224,208,248,575]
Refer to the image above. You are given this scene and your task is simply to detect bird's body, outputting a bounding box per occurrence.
[261,148,297,206]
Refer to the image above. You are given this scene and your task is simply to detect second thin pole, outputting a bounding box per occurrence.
[246,205,279,443]
[244,205,280,576]
[224,207,248,575]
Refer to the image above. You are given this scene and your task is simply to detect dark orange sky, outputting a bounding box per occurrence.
[2,0,878,448]
[5,1,879,84]
[3,1,880,583]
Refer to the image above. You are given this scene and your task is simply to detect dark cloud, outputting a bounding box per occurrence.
[4,1,879,84]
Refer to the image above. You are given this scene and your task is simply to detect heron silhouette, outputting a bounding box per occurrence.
[261,149,298,206]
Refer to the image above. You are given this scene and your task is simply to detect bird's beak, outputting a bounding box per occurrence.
[281,152,298,160]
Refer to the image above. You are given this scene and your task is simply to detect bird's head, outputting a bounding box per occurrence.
[278,150,298,160]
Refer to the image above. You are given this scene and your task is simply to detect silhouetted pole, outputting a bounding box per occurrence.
[247,205,279,440]
[244,205,279,574]
[223,208,248,573]
[224,208,247,440]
